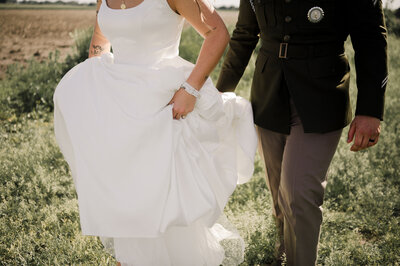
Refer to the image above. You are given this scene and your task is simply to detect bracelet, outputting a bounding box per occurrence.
[181,81,201,98]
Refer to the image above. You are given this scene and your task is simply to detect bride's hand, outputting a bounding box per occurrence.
[168,88,196,119]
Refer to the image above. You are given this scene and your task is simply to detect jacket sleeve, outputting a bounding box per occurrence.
[216,0,260,92]
[349,0,388,120]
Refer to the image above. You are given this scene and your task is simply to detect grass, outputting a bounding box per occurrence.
[0,25,399,265]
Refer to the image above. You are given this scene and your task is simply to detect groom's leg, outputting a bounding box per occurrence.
[256,126,287,260]
[279,102,342,266]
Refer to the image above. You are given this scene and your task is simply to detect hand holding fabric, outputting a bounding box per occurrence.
[168,87,196,119]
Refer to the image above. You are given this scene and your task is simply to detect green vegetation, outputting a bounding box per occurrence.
[1,25,399,265]
[0,28,92,120]
[385,8,400,36]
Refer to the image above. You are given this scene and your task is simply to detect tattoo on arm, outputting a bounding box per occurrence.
[204,27,217,36]
[91,45,104,55]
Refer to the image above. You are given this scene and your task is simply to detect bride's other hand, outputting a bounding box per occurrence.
[168,88,196,119]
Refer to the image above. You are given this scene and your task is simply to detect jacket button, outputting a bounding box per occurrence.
[285,16,292,23]
[283,35,291,42]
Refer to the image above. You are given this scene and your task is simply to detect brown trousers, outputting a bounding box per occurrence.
[257,101,342,266]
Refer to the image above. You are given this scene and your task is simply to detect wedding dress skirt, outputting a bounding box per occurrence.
[53,0,258,264]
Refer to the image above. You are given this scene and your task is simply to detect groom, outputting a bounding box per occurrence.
[216,0,388,265]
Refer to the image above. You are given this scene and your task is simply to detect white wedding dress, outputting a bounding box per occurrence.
[53,0,258,265]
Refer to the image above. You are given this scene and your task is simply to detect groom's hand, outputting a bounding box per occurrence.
[347,115,381,152]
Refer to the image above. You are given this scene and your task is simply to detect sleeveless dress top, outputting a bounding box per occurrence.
[53,0,258,265]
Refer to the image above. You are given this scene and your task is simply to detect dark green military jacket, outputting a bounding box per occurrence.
[216,0,388,134]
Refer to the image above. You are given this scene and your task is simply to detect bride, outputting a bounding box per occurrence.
[53,0,258,265]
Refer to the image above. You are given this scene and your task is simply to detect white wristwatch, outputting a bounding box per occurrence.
[181,82,201,98]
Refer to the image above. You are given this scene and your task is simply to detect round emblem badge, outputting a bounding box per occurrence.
[307,7,324,23]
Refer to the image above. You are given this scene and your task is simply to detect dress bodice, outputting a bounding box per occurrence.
[98,0,185,65]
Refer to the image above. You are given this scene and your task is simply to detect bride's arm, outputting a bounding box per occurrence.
[167,0,229,119]
[88,0,111,58]
[170,0,230,90]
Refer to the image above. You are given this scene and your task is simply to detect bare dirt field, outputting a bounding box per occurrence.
[0,9,96,76]
[0,8,238,77]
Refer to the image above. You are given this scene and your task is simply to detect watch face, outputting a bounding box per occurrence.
[307,7,324,23]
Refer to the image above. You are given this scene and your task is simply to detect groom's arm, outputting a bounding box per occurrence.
[347,0,388,151]
[349,0,388,120]
[216,0,260,92]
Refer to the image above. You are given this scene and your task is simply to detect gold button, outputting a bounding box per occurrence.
[283,35,291,42]
[285,16,292,23]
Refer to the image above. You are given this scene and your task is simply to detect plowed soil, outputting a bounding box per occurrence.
[0,8,238,77]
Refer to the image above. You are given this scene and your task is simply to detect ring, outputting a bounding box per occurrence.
[181,115,186,119]
[369,139,375,143]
